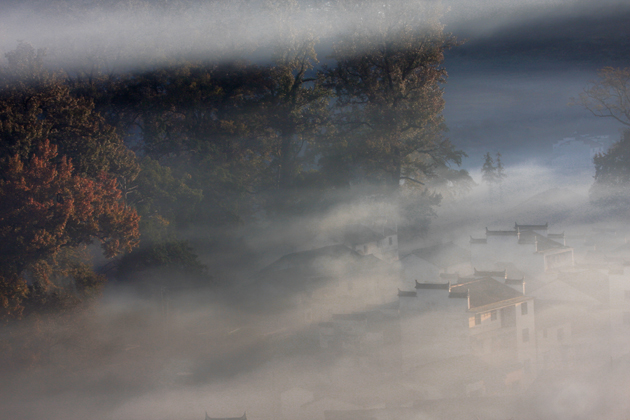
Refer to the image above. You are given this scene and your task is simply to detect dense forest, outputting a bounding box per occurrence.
[0,0,475,322]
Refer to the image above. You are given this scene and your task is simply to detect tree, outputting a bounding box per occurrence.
[481,152,497,203]
[575,67,630,127]
[323,0,465,190]
[0,141,140,318]
[0,42,139,182]
[575,67,630,211]
[495,152,506,203]
[589,129,630,210]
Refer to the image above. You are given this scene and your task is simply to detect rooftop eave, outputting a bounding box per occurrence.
[467,296,532,313]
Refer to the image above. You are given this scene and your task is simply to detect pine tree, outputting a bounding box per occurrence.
[481,152,497,204]
[495,152,506,203]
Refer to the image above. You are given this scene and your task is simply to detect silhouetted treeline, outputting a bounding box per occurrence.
[0,0,473,320]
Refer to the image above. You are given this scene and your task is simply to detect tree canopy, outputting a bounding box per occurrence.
[0,141,139,318]
[0,1,472,318]
[576,67,630,127]
[322,0,466,190]
[590,129,630,209]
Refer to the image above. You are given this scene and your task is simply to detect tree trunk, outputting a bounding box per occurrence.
[278,130,294,190]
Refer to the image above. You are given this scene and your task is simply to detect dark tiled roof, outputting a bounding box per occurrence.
[415,280,449,290]
[449,278,525,309]
[398,289,418,297]
[515,222,548,230]
[485,228,518,236]
[505,277,525,285]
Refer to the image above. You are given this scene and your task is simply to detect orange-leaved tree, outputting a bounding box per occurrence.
[0,140,139,318]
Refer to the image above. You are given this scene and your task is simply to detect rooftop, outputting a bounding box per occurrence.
[415,281,450,290]
[449,277,528,310]
[485,228,518,236]
[515,222,548,231]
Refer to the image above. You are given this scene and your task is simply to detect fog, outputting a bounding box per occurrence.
[2,0,630,420]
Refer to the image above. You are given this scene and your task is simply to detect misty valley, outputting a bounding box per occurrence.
[1,1,630,420]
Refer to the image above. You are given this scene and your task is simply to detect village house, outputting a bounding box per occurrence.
[398,277,537,394]
[469,223,574,279]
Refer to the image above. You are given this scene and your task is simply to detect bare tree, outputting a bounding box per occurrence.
[574,67,630,127]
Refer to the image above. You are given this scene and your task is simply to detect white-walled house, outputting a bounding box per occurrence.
[398,277,537,393]
[470,224,574,280]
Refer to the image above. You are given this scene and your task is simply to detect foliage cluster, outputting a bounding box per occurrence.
[577,67,630,212]
[0,0,473,320]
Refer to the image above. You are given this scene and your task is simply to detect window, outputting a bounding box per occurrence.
[557,328,564,341]
[475,314,481,325]
[521,302,528,316]
[389,237,393,246]
[491,310,497,321]
[522,328,529,342]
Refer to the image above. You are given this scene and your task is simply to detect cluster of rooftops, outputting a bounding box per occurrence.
[470,223,568,253]
[398,273,530,312]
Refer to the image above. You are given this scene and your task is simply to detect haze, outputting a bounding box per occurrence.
[1,1,630,420]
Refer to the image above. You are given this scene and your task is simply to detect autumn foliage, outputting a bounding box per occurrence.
[0,140,139,318]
